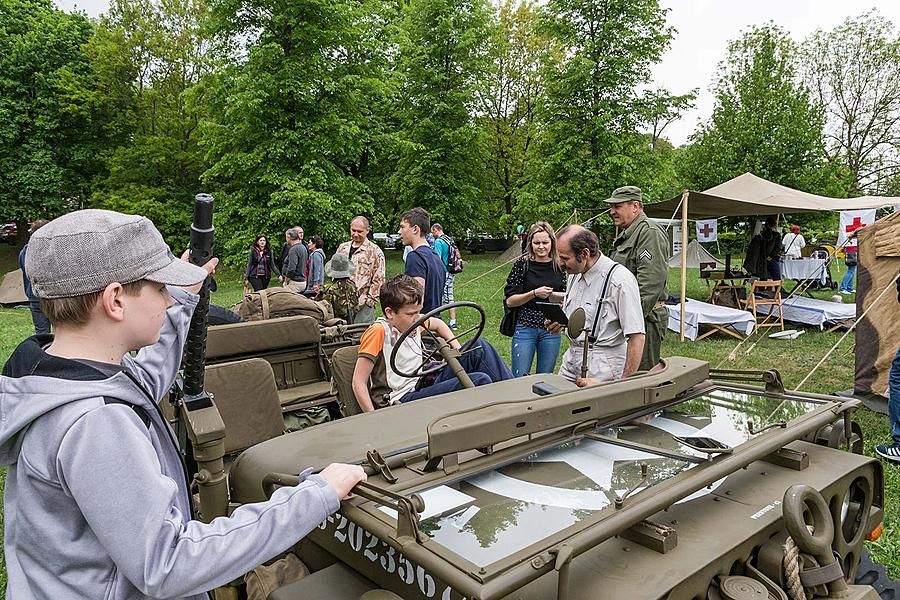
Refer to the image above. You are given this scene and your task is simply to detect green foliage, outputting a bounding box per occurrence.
[527,0,675,223]
[75,0,218,251]
[678,25,846,197]
[199,0,395,266]
[478,0,548,229]
[389,0,494,233]
[0,0,96,231]
[802,11,900,196]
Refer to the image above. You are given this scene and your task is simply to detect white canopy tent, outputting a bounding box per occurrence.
[644,173,900,341]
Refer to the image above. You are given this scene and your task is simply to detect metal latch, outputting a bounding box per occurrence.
[351,480,426,545]
[366,449,398,484]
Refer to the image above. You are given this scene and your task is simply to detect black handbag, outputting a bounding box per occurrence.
[500,302,517,336]
[500,259,528,337]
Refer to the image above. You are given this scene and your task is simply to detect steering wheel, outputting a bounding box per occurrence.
[389,301,486,385]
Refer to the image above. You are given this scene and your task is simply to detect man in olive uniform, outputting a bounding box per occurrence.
[605,186,669,371]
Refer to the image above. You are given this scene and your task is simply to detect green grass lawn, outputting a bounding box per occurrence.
[0,246,897,587]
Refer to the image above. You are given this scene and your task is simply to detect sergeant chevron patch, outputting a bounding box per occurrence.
[639,249,652,261]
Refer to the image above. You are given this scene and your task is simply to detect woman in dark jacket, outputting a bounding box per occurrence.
[504,222,567,377]
[244,235,279,291]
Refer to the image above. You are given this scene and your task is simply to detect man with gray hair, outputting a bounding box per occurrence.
[547,224,645,383]
[605,185,669,371]
[337,215,385,323]
[281,228,308,293]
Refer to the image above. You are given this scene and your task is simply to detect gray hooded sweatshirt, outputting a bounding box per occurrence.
[0,287,340,599]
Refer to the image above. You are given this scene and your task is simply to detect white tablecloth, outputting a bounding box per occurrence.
[781,258,828,285]
[666,299,756,341]
[755,295,856,329]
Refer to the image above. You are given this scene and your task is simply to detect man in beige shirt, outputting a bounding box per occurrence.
[547,225,645,383]
[336,216,385,323]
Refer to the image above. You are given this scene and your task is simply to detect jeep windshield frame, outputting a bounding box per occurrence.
[311,375,858,600]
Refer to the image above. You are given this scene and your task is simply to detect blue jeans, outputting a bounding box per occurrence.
[29,302,50,336]
[767,259,782,281]
[841,265,857,292]
[890,343,900,445]
[401,340,513,402]
[511,323,562,377]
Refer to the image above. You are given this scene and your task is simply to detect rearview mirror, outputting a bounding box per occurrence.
[567,307,586,339]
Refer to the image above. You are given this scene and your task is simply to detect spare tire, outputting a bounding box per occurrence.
[855,549,900,600]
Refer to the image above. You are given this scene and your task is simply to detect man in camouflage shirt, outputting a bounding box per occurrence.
[337,216,385,323]
[605,186,670,371]
[317,253,359,323]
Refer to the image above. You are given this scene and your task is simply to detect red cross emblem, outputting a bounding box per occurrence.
[845,217,865,234]
[699,223,714,237]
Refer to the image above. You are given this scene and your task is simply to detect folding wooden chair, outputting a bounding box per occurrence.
[743,280,785,332]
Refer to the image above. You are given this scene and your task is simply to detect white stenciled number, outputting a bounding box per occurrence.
[363,532,379,562]
[347,522,365,552]
[380,544,396,574]
[333,515,348,543]
[397,554,415,585]
[442,587,466,600]
[417,565,436,597]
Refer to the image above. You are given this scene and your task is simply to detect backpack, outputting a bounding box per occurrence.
[232,287,333,322]
[445,235,464,274]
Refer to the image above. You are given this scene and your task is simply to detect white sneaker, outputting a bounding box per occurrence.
[840,290,851,295]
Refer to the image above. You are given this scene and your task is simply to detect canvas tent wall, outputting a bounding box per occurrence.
[0,269,27,306]
[854,212,900,402]
[668,240,724,269]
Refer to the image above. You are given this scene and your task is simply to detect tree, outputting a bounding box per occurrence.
[477,0,548,232]
[0,0,96,244]
[679,25,845,197]
[389,0,494,233]
[199,0,396,264]
[527,0,678,225]
[79,0,220,251]
[802,11,900,195]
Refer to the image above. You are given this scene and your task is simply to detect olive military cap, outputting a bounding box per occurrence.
[604,186,643,204]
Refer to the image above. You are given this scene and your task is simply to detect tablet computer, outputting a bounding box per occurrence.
[533,301,568,325]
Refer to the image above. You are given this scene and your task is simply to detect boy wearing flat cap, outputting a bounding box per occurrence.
[0,209,364,599]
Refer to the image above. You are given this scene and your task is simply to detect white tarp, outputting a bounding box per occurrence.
[756,296,856,330]
[665,299,756,341]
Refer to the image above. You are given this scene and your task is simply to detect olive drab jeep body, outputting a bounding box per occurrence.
[180,312,886,600]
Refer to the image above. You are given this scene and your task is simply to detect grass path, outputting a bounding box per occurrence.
[0,248,896,590]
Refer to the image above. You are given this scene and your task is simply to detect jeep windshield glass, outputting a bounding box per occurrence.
[376,389,819,568]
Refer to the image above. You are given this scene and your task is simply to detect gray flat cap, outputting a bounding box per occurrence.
[603,185,643,204]
[26,209,208,299]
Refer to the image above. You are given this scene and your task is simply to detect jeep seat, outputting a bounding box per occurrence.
[206,316,334,411]
[204,358,284,455]
[330,345,362,417]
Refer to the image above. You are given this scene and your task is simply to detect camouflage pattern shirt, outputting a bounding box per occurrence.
[337,238,386,309]
[317,278,359,322]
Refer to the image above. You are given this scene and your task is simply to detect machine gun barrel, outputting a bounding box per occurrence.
[182,193,214,401]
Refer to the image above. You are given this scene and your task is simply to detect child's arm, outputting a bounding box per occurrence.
[128,254,217,402]
[426,317,462,350]
[352,356,377,412]
[58,405,363,598]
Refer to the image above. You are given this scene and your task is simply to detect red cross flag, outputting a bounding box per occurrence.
[838,209,875,248]
[695,219,717,243]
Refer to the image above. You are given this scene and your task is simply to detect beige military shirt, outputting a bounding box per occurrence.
[337,238,386,308]
[559,254,645,382]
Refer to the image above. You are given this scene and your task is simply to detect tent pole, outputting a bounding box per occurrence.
[680,191,689,342]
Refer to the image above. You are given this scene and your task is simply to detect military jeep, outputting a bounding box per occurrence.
[179,303,891,600]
